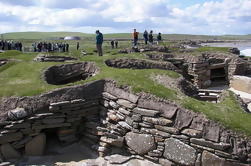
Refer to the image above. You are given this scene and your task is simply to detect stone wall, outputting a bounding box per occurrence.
[0,80,250,165]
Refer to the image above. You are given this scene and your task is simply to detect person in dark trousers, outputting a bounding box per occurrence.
[96,30,103,56]
[66,43,69,52]
[115,40,118,48]
[143,30,148,45]
[157,33,162,45]
[149,30,153,44]
[77,42,80,50]
[132,29,139,47]
[111,40,114,49]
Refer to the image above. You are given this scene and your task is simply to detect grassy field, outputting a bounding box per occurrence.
[2,31,251,40]
[0,42,251,137]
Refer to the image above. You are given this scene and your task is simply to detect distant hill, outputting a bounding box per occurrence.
[1,31,251,40]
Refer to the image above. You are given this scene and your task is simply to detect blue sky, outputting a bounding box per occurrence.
[0,0,250,35]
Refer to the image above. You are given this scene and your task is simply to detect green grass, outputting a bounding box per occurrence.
[196,46,230,53]
[0,41,251,137]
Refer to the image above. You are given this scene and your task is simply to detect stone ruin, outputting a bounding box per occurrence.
[34,54,77,62]
[0,80,250,165]
[105,58,180,72]
[0,59,8,67]
[145,51,251,89]
[43,62,99,85]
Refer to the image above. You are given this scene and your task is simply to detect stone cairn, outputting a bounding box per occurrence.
[0,81,250,166]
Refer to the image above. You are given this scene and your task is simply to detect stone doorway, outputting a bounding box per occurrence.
[210,67,228,86]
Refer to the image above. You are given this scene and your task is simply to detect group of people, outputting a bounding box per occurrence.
[133,29,162,46]
[0,40,23,51]
[32,42,69,52]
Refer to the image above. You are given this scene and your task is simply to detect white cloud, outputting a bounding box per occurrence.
[0,0,250,35]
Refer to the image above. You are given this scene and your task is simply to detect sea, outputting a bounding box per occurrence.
[202,41,251,57]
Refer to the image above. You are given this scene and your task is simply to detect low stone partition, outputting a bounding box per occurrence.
[105,58,179,72]
[34,54,77,62]
[0,80,250,165]
[43,62,99,85]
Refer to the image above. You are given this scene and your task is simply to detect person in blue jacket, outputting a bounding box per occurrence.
[96,30,103,56]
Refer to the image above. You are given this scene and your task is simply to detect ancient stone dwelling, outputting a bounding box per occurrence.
[0,80,250,166]
[145,49,251,89]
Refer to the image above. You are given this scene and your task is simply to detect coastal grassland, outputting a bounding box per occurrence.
[0,44,251,137]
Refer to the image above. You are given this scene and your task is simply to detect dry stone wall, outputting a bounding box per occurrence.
[0,80,250,165]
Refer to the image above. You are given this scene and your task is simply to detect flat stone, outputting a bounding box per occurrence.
[7,108,28,120]
[133,107,159,117]
[0,132,23,144]
[164,138,196,165]
[118,121,132,130]
[118,108,131,116]
[143,117,172,126]
[105,154,132,164]
[7,123,31,129]
[117,99,136,109]
[181,129,202,138]
[109,101,119,109]
[138,98,177,119]
[125,132,156,155]
[32,123,71,130]
[131,114,141,122]
[203,121,220,142]
[104,85,139,103]
[159,158,175,166]
[190,138,231,151]
[50,101,70,107]
[155,125,179,134]
[174,109,195,130]
[102,92,118,100]
[1,143,21,160]
[25,133,46,156]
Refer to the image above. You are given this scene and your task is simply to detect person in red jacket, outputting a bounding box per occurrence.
[132,29,139,47]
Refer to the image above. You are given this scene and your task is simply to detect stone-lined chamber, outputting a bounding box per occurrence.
[34,54,77,62]
[0,80,250,165]
[43,62,99,85]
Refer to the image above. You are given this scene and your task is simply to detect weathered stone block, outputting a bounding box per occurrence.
[25,133,46,156]
[0,132,23,144]
[104,85,139,103]
[174,109,194,130]
[133,107,159,117]
[42,118,65,124]
[117,99,136,109]
[143,117,172,126]
[7,108,28,121]
[155,125,179,134]
[191,138,231,151]
[182,129,202,138]
[138,98,177,119]
[159,158,175,166]
[203,121,220,142]
[125,132,156,155]
[1,143,21,160]
[164,138,197,165]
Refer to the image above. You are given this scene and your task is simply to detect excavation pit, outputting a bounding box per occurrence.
[44,62,99,85]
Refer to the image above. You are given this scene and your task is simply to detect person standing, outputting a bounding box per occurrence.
[149,30,154,44]
[115,40,118,48]
[157,33,162,45]
[143,30,148,45]
[96,30,103,56]
[111,40,114,49]
[132,29,139,47]
[77,42,80,50]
